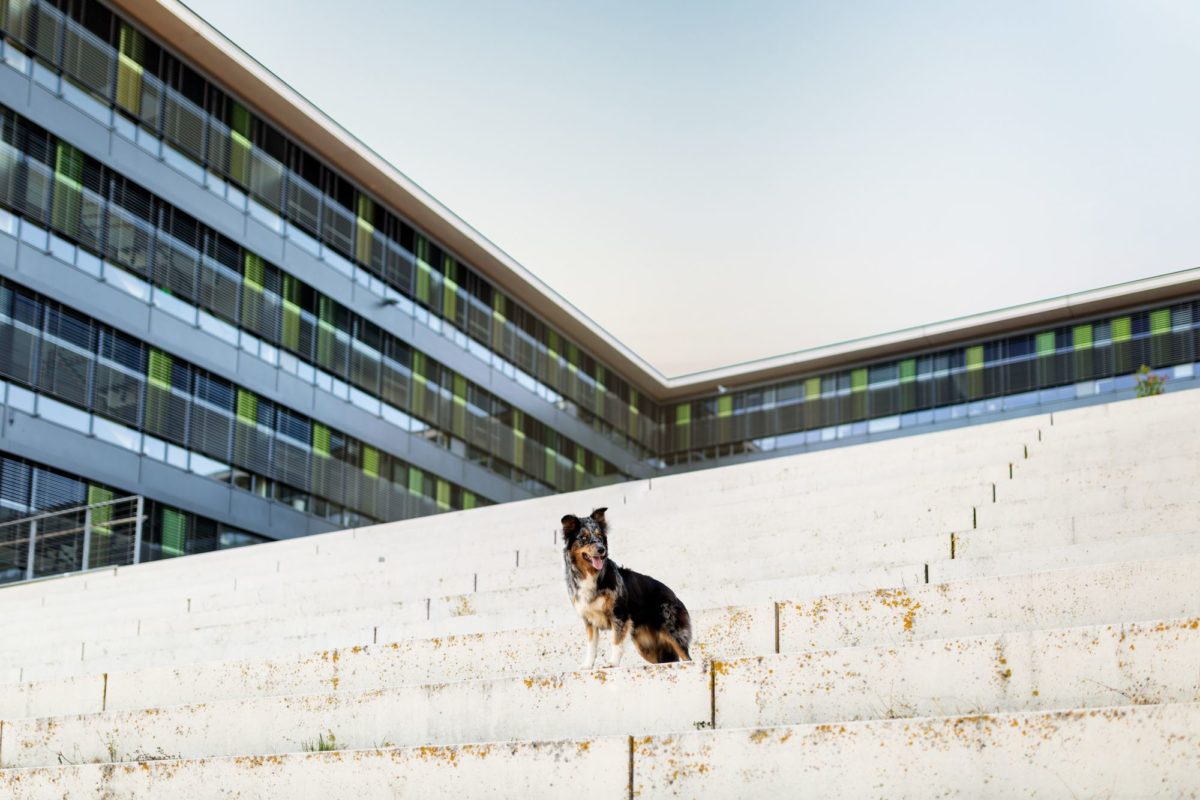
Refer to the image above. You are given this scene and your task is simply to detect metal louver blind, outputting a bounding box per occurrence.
[0,457,32,521]
[162,87,206,163]
[61,21,114,99]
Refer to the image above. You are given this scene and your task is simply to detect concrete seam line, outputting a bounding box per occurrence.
[628,734,638,800]
[709,661,717,729]
[773,602,781,654]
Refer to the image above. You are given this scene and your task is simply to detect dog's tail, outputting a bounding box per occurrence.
[665,605,692,662]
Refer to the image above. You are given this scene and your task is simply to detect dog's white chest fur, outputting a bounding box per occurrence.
[571,574,612,630]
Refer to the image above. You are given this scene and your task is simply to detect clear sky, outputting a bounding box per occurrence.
[185,0,1200,376]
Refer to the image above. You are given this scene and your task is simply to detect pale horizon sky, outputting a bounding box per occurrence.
[185,0,1200,376]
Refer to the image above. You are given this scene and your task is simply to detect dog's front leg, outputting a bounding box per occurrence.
[609,619,631,667]
[581,622,598,669]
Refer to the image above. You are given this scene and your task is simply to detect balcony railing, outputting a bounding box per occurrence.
[0,495,144,585]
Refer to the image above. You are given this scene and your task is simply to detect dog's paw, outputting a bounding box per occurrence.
[579,660,595,670]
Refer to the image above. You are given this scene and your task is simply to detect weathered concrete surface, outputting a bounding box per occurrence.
[633,702,1200,798]
[932,529,1200,583]
[780,555,1200,652]
[0,561,911,679]
[0,735,630,799]
[23,603,774,713]
[716,617,1200,728]
[1,663,705,768]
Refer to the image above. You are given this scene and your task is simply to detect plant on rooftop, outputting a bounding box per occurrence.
[1134,364,1166,397]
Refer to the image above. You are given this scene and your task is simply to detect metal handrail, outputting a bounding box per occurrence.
[0,495,145,584]
[0,495,138,530]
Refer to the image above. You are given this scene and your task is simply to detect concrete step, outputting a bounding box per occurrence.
[0,562,924,668]
[632,702,1200,798]
[934,528,1200,582]
[715,615,1200,728]
[0,735,631,799]
[2,704,1195,798]
[950,509,1200,560]
[2,601,777,692]
[5,616,1194,769]
[780,553,1200,651]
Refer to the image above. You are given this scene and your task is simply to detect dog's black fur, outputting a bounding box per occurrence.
[562,508,692,668]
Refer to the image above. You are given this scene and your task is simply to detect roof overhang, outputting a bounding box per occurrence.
[110,1,1200,403]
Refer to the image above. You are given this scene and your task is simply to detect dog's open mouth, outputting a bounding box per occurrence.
[589,556,605,571]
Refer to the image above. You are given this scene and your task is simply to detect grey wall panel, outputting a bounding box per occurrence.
[1,410,140,486]
[243,216,286,264]
[137,457,232,520]
[227,489,272,537]
[232,353,277,396]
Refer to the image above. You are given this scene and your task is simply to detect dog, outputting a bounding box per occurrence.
[561,507,692,668]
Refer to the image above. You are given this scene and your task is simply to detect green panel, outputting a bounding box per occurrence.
[243,252,265,289]
[362,445,379,478]
[442,278,457,320]
[415,237,432,304]
[1072,325,1093,350]
[544,446,556,483]
[717,395,733,417]
[1150,308,1171,335]
[1111,316,1131,342]
[355,195,374,264]
[965,346,984,371]
[161,508,186,557]
[281,275,301,349]
[235,389,257,425]
[463,491,476,510]
[52,142,83,235]
[415,260,432,304]
[147,349,172,390]
[87,485,114,533]
[851,368,868,391]
[1036,332,1056,357]
[229,102,252,184]
[512,411,525,470]
[115,24,144,114]
[408,468,424,496]
[436,479,450,510]
[312,423,331,458]
[316,297,336,366]
[675,404,691,426]
[899,359,916,383]
[804,377,820,399]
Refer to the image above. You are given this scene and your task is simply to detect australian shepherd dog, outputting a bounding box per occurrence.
[561,508,692,668]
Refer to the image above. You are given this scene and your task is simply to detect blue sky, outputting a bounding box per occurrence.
[185,0,1200,375]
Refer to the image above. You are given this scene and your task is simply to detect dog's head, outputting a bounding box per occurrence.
[561,508,608,575]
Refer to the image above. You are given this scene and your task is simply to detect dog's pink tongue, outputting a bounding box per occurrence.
[590,556,604,571]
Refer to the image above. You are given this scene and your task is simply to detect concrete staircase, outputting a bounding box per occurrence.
[1,390,1198,797]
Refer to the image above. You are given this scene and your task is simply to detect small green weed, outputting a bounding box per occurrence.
[1134,364,1166,397]
[302,732,339,752]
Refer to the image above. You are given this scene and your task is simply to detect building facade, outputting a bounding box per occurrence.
[0,0,1197,580]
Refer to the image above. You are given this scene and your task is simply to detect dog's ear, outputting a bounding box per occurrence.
[590,508,608,528]
[561,514,580,542]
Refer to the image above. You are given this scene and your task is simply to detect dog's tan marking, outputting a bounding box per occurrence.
[575,589,616,631]
[661,630,691,662]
